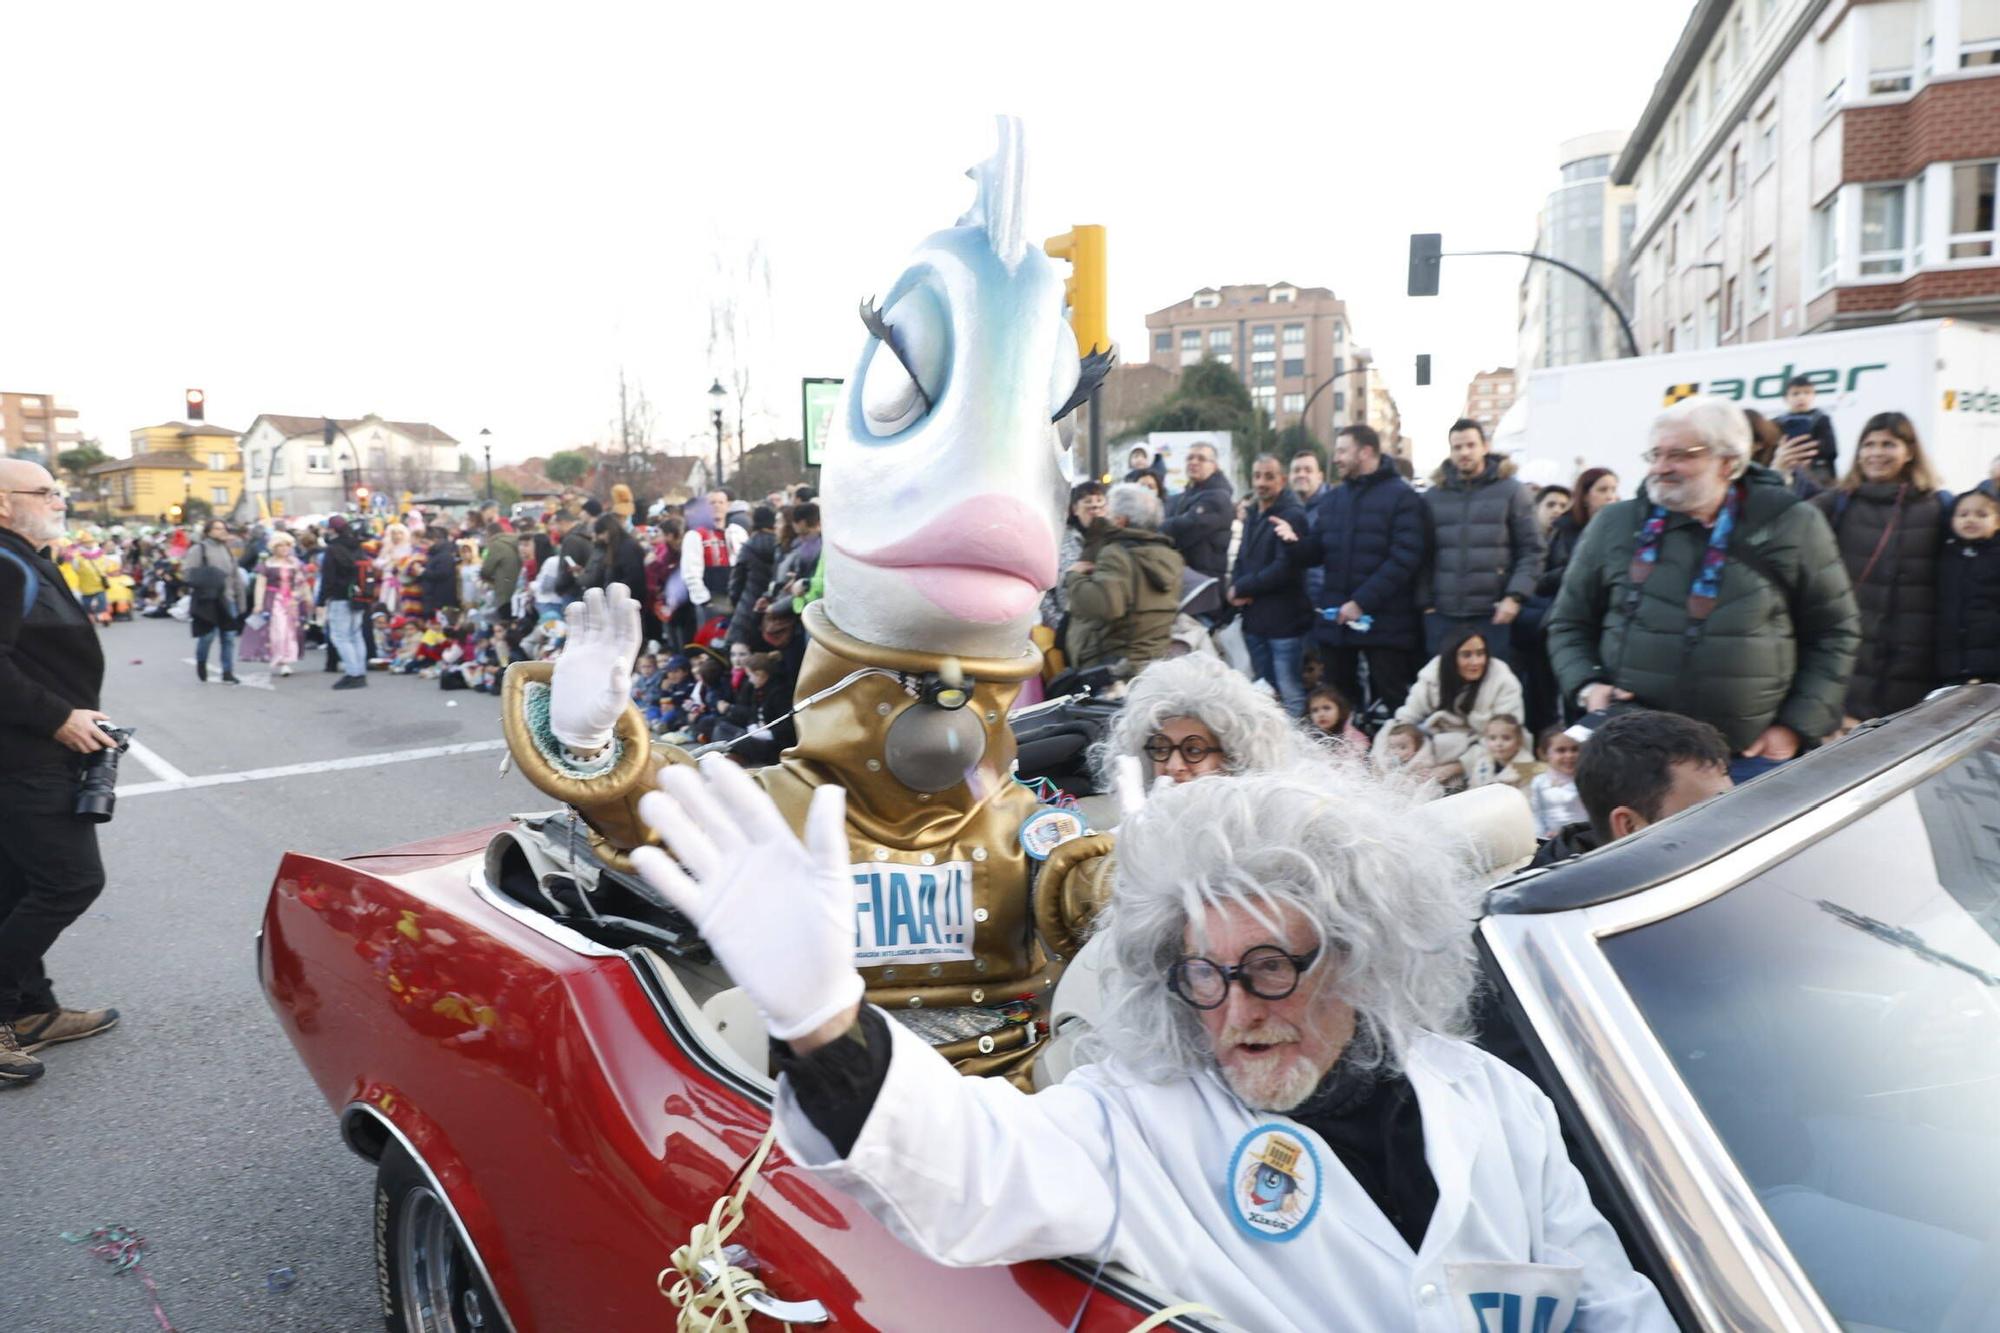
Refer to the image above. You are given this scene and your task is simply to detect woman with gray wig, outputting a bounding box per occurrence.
[1094,651,1318,786]
[634,754,1671,1331]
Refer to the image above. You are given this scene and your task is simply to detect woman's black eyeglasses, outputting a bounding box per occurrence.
[1167,945,1322,1010]
[1144,733,1224,766]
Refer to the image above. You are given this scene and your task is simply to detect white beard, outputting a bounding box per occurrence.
[1215,1021,1334,1112]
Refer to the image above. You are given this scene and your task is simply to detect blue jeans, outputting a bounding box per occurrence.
[1243,632,1308,717]
[196,627,237,675]
[326,601,368,677]
[1728,752,1789,784]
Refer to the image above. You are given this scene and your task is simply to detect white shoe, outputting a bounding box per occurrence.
[278,663,292,677]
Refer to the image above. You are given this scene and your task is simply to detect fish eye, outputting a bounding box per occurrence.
[858,287,949,439]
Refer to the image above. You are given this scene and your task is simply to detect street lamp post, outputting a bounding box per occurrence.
[480,427,494,503]
[181,469,192,524]
[707,379,727,491]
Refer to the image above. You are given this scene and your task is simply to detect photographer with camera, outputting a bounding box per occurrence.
[0,459,120,1086]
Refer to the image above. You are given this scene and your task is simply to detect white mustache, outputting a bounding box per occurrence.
[1218,1022,1300,1053]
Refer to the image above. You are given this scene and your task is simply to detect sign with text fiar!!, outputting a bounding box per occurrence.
[849,861,975,968]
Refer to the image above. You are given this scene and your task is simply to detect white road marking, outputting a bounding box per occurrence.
[178,657,276,689]
[119,739,511,798]
[125,738,193,785]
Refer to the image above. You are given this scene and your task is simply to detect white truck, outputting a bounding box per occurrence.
[1496,318,2000,495]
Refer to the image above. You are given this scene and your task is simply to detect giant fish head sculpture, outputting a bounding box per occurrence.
[821,117,1108,661]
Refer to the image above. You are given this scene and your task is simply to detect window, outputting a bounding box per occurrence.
[1753,257,1774,315]
[1251,361,1276,386]
[1708,47,1728,114]
[1702,291,1720,347]
[1251,385,1276,414]
[1281,357,1305,378]
[1706,171,1724,237]
[1962,0,2000,65]
[250,451,265,479]
[1687,88,1704,142]
[1280,392,1305,414]
[1250,325,1275,350]
[1811,196,1840,289]
[1281,323,1304,347]
[210,486,230,505]
[1180,329,1201,351]
[1332,391,1346,414]
[1950,162,1998,257]
[1270,286,1296,303]
[21,396,41,408]
[208,451,225,470]
[1209,327,1233,351]
[1667,218,1679,270]
[1728,144,1744,201]
[1152,331,1171,353]
[1193,291,1220,309]
[1723,275,1740,330]
[1333,356,1346,376]
[1819,17,1850,108]
[1755,108,1777,171]
[1731,9,1748,68]
[1860,182,1913,274]
[306,448,332,474]
[1867,0,1917,92]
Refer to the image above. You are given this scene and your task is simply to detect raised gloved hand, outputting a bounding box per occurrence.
[630,755,863,1042]
[549,583,641,751]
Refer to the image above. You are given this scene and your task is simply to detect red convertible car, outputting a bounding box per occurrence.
[261,684,2000,1332]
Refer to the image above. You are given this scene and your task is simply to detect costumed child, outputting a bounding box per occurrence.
[1939,488,2000,685]
[1466,714,1539,789]
[651,654,694,734]
[1528,725,1588,838]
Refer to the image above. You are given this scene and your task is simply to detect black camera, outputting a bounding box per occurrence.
[75,721,134,824]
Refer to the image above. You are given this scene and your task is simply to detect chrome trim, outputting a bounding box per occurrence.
[343,1102,519,1333]
[700,1246,830,1323]
[466,857,618,958]
[1482,723,2000,1331]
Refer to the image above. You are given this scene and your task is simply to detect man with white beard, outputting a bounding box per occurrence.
[632,753,1673,1332]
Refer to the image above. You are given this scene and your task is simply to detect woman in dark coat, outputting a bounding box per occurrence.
[1809,411,1946,726]
[726,506,780,646]
[1522,467,1619,729]
[588,513,652,640]
[418,526,459,617]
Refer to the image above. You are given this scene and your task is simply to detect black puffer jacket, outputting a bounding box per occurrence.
[1229,491,1313,638]
[727,529,778,644]
[1535,512,1585,599]
[0,527,104,770]
[1423,457,1543,616]
[1937,535,2000,683]
[1290,461,1429,651]
[1547,465,1861,752]
[1159,470,1234,578]
[1809,483,1945,719]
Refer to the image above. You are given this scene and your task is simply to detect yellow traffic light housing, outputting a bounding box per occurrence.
[1043,225,1108,356]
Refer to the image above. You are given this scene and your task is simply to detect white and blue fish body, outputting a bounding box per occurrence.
[822,116,1100,661]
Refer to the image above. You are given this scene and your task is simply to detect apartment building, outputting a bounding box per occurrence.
[1463,368,1520,436]
[1144,283,1374,444]
[1619,0,2000,354]
[0,391,83,460]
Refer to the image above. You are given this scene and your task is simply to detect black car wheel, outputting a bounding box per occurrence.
[374,1141,500,1333]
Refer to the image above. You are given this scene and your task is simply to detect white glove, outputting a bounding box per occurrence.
[630,755,863,1042]
[549,583,641,750]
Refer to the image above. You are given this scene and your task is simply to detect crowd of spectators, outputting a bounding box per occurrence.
[1045,388,2000,821]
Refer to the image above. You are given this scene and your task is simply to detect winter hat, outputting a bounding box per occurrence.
[328,515,349,533]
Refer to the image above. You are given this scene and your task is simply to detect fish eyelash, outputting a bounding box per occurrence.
[859,299,934,416]
[1055,346,1117,423]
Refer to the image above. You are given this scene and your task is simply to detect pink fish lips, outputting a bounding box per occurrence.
[839,497,1057,624]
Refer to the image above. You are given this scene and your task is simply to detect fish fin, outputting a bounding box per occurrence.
[956,114,1027,271]
[1053,346,1117,422]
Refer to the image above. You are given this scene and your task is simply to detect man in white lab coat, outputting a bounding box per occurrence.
[633,754,1675,1333]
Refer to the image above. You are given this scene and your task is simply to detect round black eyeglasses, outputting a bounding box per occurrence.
[1167,945,1322,1010]
[1144,734,1224,766]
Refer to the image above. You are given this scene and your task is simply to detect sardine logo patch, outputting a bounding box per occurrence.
[849,861,976,968]
[1226,1124,1321,1243]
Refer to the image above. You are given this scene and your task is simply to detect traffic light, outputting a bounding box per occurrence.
[1043,225,1108,355]
[1416,354,1432,386]
[186,388,206,421]
[1407,234,1442,297]
[322,417,337,446]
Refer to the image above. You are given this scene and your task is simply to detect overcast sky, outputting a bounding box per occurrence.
[3,1,1694,474]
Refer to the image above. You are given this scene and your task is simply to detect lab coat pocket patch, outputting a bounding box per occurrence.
[1225,1125,1322,1243]
[1442,1260,1581,1333]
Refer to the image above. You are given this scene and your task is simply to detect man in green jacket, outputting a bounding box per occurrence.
[479,521,522,615]
[1547,395,1860,782]
[1064,482,1184,673]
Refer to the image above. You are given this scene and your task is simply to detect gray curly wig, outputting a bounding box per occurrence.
[1085,758,1483,1080]
[1093,653,1318,786]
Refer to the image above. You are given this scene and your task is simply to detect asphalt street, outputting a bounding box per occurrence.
[3,615,546,1332]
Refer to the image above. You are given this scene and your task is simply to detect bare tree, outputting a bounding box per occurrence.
[707,238,774,484]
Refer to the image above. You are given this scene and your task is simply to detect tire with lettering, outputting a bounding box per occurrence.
[374,1141,502,1332]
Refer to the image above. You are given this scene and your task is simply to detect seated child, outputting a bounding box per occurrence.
[1528,725,1588,837]
[389,619,424,674]
[631,652,663,718]
[1939,489,2000,685]
[651,655,695,734]
[1466,714,1539,789]
[1372,722,1437,779]
[1305,685,1367,759]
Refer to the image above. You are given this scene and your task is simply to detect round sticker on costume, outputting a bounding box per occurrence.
[1225,1124,1322,1243]
[1018,807,1086,861]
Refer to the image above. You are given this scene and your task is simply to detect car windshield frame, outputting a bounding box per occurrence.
[1481,698,2000,1333]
